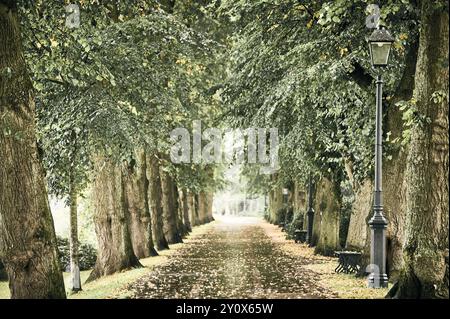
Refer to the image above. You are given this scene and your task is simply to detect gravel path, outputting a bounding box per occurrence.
[127,216,335,299]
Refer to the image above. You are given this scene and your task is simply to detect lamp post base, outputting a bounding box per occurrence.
[368,273,389,288]
[306,209,314,246]
[368,213,388,288]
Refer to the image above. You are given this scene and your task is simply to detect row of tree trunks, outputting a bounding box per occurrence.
[87,155,142,282]
[86,149,216,281]
[124,150,158,259]
[0,2,66,299]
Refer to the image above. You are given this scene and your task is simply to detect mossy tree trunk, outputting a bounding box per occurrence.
[0,2,66,299]
[382,29,419,281]
[388,0,449,299]
[345,179,372,270]
[313,177,341,256]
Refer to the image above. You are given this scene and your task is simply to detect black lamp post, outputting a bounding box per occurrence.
[306,174,314,246]
[367,27,394,288]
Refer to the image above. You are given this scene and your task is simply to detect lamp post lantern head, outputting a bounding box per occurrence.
[368,27,394,67]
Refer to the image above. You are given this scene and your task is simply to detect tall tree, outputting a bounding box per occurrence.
[388,0,449,299]
[0,0,65,298]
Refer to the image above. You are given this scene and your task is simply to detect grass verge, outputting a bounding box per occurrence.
[260,220,389,299]
[0,221,215,299]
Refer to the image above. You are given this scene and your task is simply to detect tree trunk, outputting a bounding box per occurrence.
[68,171,81,292]
[197,192,207,224]
[313,177,341,256]
[382,27,419,282]
[124,150,158,259]
[0,2,66,299]
[160,166,183,244]
[206,192,214,222]
[345,179,372,270]
[388,0,449,299]
[147,155,169,250]
[87,155,141,282]
[187,190,199,227]
[179,188,192,233]
[268,175,283,224]
[173,183,187,237]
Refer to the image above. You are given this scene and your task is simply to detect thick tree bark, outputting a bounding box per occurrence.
[124,150,158,259]
[0,2,66,299]
[147,155,169,250]
[87,155,141,282]
[388,0,449,299]
[313,177,341,256]
[160,166,183,244]
[382,30,419,281]
[68,170,81,292]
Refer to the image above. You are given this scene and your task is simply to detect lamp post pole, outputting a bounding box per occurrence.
[306,174,315,246]
[366,26,394,289]
[368,74,389,288]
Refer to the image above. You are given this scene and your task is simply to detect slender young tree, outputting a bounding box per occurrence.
[68,166,81,292]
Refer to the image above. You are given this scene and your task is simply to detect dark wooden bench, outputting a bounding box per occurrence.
[294,229,307,243]
[335,251,362,274]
